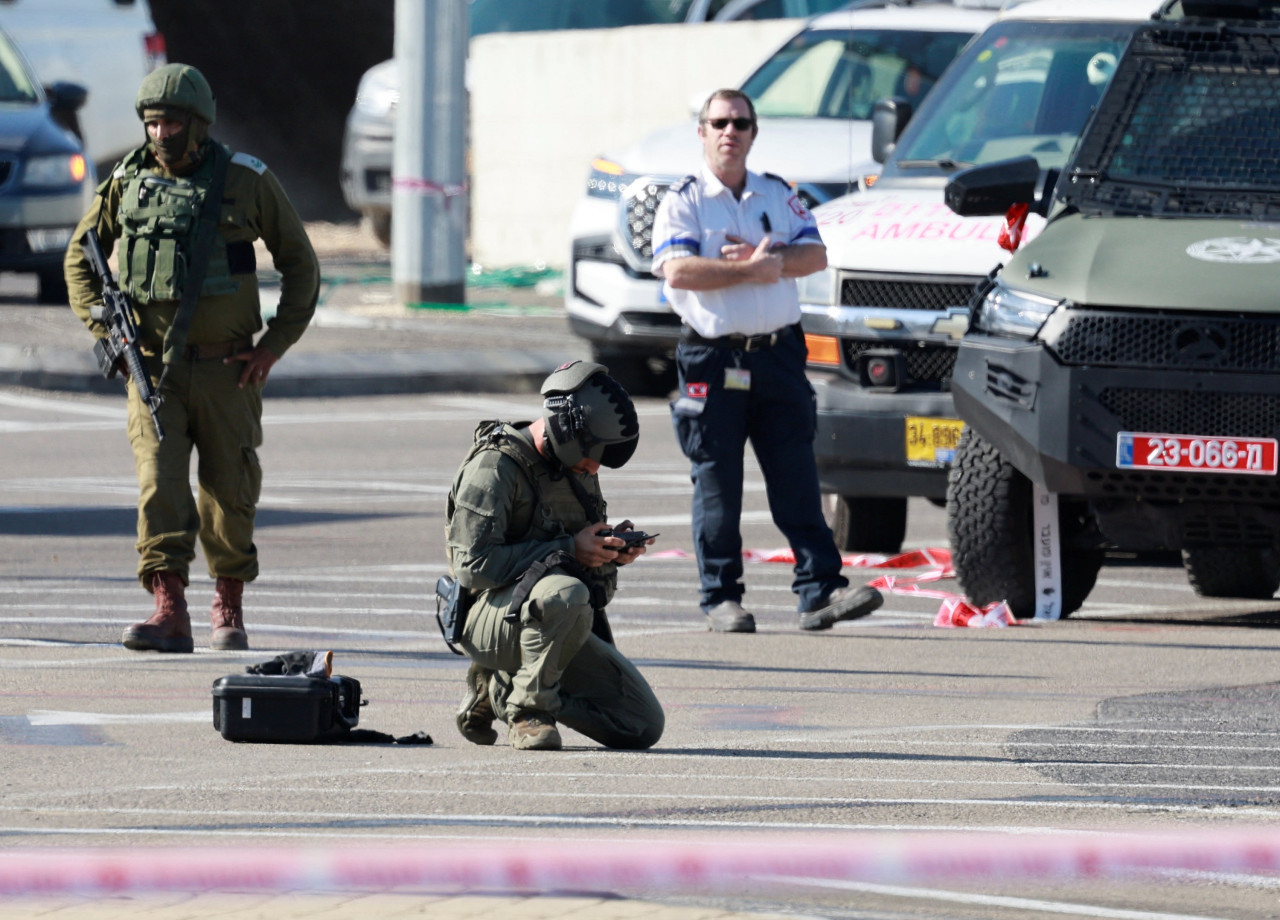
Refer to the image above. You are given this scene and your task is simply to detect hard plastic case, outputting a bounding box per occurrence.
[212,674,361,743]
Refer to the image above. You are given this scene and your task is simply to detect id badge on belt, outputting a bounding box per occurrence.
[724,367,751,391]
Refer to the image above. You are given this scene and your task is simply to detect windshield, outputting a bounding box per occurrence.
[470,0,698,34]
[741,27,974,120]
[889,20,1135,173]
[1065,19,1280,218]
[0,31,39,104]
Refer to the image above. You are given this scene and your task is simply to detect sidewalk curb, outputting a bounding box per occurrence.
[0,344,570,398]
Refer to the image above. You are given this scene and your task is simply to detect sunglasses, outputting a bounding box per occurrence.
[703,117,755,131]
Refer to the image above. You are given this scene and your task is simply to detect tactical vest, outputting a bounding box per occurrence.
[116,143,238,303]
[446,420,616,589]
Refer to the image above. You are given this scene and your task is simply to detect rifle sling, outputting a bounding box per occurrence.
[161,144,231,366]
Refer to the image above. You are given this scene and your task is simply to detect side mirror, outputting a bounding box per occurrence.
[46,81,88,113]
[945,156,1059,218]
[870,97,912,164]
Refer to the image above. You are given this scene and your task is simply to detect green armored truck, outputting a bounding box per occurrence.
[943,0,1280,618]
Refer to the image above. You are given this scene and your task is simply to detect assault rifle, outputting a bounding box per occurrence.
[82,228,164,441]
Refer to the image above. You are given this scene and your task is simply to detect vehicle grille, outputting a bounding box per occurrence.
[620,178,672,265]
[1048,310,1280,371]
[843,340,956,385]
[1098,387,1280,440]
[839,275,979,310]
[0,157,14,188]
[1087,467,1280,509]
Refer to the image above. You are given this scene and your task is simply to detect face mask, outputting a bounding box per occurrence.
[150,122,192,166]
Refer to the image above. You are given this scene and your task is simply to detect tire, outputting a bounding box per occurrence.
[946,428,1103,619]
[591,347,675,399]
[1182,546,1280,599]
[824,493,906,554]
[36,268,68,306]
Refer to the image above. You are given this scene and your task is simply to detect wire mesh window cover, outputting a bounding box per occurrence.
[1066,20,1280,217]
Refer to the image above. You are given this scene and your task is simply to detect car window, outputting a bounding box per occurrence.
[469,0,699,35]
[722,0,853,22]
[0,31,38,104]
[742,28,973,121]
[894,20,1134,171]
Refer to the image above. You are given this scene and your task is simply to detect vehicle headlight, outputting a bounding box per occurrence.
[797,267,837,306]
[22,153,86,188]
[585,158,634,201]
[354,70,399,118]
[975,282,1061,338]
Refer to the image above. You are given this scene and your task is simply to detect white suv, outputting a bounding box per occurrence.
[564,1,997,394]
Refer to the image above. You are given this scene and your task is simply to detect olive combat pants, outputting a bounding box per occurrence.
[461,573,664,750]
[128,353,263,589]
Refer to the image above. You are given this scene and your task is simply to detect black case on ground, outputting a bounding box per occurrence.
[212,674,362,743]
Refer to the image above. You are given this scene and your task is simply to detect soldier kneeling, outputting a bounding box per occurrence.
[443,361,664,751]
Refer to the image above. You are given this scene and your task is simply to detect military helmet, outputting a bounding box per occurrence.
[135,63,216,125]
[540,360,639,469]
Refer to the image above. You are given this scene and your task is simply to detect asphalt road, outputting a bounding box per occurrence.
[5,386,1280,920]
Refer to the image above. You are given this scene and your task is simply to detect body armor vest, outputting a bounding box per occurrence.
[448,421,616,588]
[116,143,238,303]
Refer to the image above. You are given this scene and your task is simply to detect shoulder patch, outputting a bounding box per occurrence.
[669,175,696,194]
[231,151,268,174]
[763,172,791,188]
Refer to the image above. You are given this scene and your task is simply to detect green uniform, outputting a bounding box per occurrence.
[64,140,319,588]
[446,421,664,750]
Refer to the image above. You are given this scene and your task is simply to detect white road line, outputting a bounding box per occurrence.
[0,391,125,417]
[766,875,1229,920]
[0,806,1189,832]
[26,709,208,726]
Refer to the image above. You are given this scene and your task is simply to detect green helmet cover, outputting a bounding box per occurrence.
[540,360,639,469]
[136,63,216,125]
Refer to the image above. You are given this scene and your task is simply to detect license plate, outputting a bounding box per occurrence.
[1116,432,1278,475]
[906,416,965,466]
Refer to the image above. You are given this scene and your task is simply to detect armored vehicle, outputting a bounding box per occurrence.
[945,0,1280,617]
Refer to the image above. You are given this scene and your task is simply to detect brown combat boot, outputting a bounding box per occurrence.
[122,572,193,653]
[210,576,249,651]
[456,661,498,745]
[508,710,562,751]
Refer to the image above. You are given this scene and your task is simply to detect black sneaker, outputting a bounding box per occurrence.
[455,661,498,745]
[798,585,883,631]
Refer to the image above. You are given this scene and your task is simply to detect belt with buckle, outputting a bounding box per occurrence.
[183,337,254,361]
[680,324,794,352]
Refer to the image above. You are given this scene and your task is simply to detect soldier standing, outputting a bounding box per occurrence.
[64,63,320,653]
[447,361,664,751]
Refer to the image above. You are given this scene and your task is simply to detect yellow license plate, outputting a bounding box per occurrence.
[905,416,965,466]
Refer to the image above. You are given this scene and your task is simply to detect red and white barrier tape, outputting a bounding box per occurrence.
[3,830,1280,896]
[651,546,1011,627]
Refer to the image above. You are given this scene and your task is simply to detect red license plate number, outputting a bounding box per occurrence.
[1116,432,1278,475]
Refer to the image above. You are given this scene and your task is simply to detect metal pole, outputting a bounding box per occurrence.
[392,0,467,307]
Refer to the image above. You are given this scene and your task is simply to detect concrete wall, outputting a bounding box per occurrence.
[469,20,799,270]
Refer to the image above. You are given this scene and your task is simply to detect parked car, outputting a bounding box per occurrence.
[944,0,1280,618]
[565,0,997,395]
[0,0,166,169]
[339,0,852,247]
[0,24,93,303]
[799,0,1156,554]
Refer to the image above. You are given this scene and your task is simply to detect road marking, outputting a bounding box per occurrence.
[26,710,208,726]
[767,875,1229,920]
